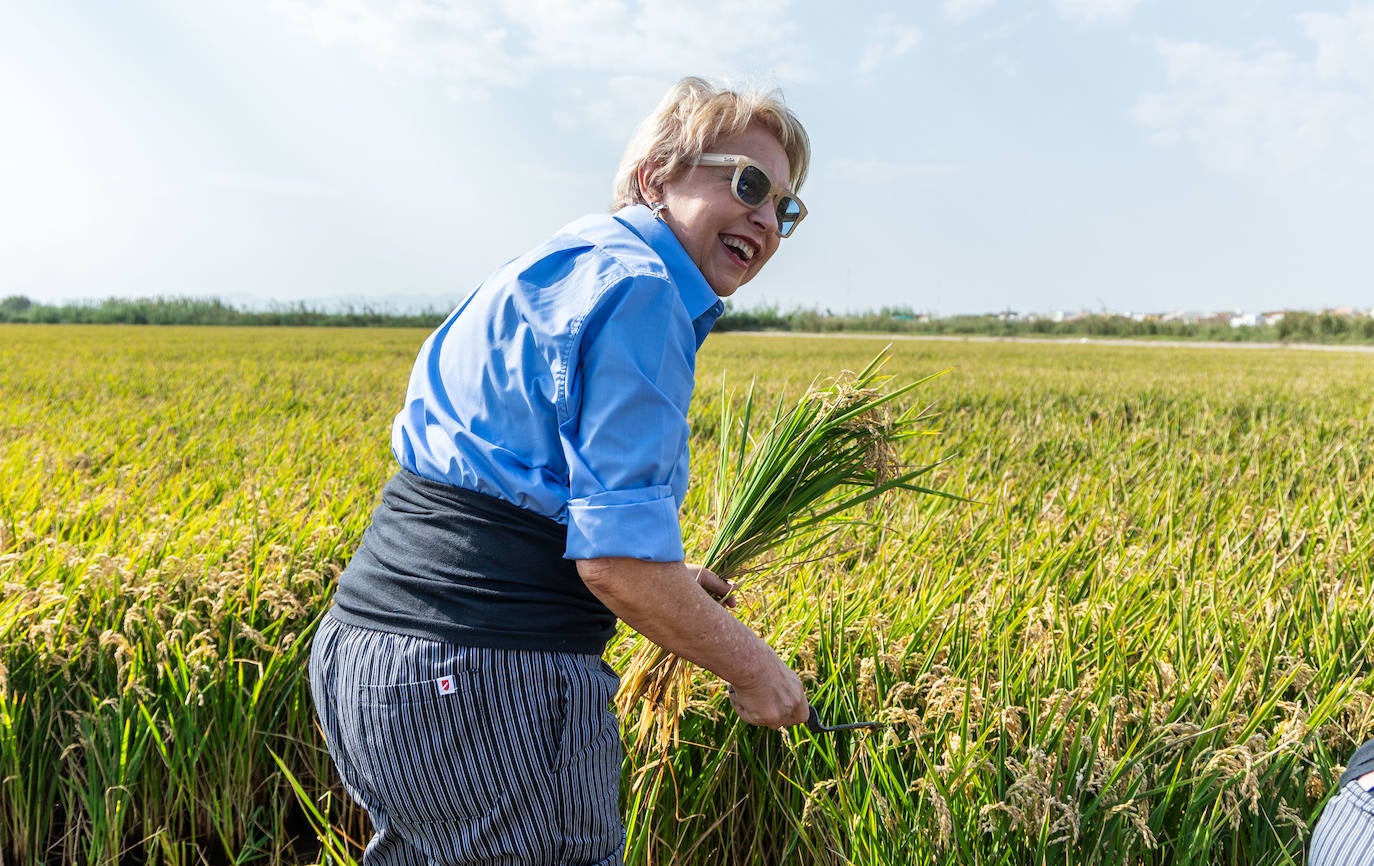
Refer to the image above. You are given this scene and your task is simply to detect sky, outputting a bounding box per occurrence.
[2,1,1372,317]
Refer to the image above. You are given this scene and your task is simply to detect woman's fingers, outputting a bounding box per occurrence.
[688,563,737,608]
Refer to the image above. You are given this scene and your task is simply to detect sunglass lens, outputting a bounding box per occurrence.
[777,197,802,236]
[734,165,771,208]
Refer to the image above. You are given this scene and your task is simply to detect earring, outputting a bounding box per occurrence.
[649,201,667,221]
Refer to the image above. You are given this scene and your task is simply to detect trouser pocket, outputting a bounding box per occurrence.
[350,671,516,822]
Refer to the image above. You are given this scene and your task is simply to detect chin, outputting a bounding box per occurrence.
[718,270,757,297]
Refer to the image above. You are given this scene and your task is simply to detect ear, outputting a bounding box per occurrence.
[637,160,664,203]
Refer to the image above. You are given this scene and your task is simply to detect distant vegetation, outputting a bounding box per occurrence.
[3,294,1374,344]
[0,295,442,328]
[713,304,1374,345]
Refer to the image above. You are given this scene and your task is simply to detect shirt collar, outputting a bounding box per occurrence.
[613,204,723,327]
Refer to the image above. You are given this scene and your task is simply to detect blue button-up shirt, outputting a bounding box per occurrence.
[392,204,724,562]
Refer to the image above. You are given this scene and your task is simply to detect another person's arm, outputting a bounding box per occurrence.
[577,557,807,729]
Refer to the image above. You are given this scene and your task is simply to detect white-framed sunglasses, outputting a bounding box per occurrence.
[693,153,807,238]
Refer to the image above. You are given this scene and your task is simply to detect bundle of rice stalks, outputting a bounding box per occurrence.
[615,350,961,752]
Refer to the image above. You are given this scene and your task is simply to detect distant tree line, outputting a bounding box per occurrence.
[712,303,1374,344]
[3,295,1373,345]
[0,295,445,328]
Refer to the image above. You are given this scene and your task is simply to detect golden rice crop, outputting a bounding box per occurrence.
[2,324,1372,866]
[615,352,957,755]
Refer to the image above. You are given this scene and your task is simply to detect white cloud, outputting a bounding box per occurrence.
[267,0,524,97]
[856,16,921,84]
[1132,6,1374,198]
[500,0,801,76]
[1301,5,1374,90]
[1054,0,1142,25]
[268,0,803,102]
[944,0,996,24]
[267,0,806,146]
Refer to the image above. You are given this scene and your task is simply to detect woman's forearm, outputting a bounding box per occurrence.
[577,557,770,684]
[576,556,806,727]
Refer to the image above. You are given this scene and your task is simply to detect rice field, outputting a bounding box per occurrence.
[2,324,1372,865]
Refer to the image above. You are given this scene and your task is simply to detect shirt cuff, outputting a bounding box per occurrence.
[565,486,684,561]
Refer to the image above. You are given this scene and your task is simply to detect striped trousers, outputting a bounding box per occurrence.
[309,614,625,866]
[1310,782,1374,866]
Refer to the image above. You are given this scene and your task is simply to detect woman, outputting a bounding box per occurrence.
[309,76,813,866]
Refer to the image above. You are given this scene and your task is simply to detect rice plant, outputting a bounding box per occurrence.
[615,352,958,754]
[2,325,1372,865]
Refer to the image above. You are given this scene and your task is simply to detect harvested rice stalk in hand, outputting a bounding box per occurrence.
[615,350,960,752]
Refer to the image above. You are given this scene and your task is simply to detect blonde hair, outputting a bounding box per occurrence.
[611,76,811,210]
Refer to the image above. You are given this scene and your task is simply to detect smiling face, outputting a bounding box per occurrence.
[642,125,793,298]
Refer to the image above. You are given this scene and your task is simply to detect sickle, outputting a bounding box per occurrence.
[805,704,883,733]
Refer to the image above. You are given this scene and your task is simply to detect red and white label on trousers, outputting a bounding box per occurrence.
[435,675,457,695]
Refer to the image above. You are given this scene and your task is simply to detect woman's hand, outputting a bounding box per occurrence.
[686,562,736,608]
[725,656,808,730]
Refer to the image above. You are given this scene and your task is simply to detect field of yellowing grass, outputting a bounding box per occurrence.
[2,324,1371,865]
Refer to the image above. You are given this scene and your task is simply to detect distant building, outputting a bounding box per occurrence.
[1161,310,1210,324]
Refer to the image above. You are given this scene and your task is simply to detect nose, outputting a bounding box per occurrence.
[749,199,781,236]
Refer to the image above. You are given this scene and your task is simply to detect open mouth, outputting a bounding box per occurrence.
[721,235,758,266]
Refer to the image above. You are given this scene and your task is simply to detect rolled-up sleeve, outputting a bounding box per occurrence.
[560,274,697,561]
[565,486,683,561]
